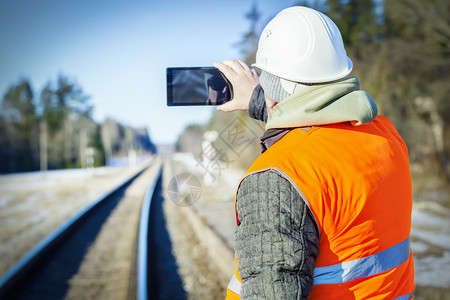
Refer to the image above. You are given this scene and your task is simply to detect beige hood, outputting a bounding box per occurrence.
[266,77,378,129]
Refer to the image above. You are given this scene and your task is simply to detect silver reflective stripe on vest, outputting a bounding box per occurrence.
[228,274,241,295]
[314,237,411,285]
[394,292,414,299]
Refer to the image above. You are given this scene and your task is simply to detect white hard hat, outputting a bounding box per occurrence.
[253,6,353,83]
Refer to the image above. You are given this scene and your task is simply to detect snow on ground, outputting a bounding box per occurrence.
[412,207,450,251]
[411,203,450,288]
[0,168,111,192]
[413,251,450,287]
[172,152,201,172]
[172,152,243,191]
[171,152,241,246]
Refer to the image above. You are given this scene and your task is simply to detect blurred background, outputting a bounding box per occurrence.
[0,0,449,299]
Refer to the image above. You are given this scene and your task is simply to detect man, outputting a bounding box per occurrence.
[215,6,415,299]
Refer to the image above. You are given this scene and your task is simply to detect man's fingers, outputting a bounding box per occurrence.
[214,62,229,75]
[218,60,244,73]
[214,62,238,82]
[236,60,252,72]
[215,60,258,84]
[216,100,235,112]
[224,60,250,75]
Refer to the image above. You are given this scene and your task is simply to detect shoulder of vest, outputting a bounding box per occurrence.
[235,166,321,235]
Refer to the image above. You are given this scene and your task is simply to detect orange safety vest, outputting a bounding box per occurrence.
[227,116,415,299]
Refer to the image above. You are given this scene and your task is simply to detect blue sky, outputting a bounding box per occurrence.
[0,0,298,144]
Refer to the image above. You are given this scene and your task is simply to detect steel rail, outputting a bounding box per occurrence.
[137,167,162,300]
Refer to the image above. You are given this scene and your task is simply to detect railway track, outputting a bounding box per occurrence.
[0,162,185,299]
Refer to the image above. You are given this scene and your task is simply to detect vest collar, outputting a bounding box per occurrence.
[260,127,311,153]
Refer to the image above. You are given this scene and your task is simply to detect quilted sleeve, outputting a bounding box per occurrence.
[234,169,319,299]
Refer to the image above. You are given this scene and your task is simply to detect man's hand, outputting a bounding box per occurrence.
[214,60,259,112]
